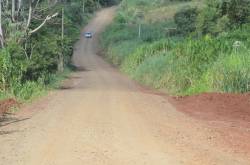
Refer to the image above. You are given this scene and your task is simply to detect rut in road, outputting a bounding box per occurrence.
[0,7,249,165]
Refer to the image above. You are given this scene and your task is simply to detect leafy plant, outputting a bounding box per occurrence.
[174,5,198,35]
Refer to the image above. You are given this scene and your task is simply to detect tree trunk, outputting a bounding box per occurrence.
[58,7,64,72]
[138,23,141,38]
[26,0,32,30]
[5,0,9,10]
[11,0,15,22]
[0,0,4,47]
[82,0,85,13]
[17,0,21,14]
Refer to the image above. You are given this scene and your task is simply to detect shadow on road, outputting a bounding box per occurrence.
[57,86,75,90]
[0,115,29,136]
[56,65,92,91]
[69,64,91,72]
[0,116,30,128]
[0,130,20,135]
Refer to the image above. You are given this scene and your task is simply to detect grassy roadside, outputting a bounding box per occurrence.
[0,16,93,109]
[0,67,74,116]
[0,67,72,103]
[101,0,250,96]
[0,0,105,114]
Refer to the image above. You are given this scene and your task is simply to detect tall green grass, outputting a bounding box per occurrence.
[101,0,250,95]
[0,67,72,102]
[206,51,250,93]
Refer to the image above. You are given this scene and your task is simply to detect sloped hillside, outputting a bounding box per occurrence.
[101,0,250,95]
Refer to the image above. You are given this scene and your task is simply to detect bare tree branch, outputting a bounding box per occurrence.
[11,0,15,21]
[0,0,4,47]
[17,0,21,14]
[26,0,32,30]
[29,12,58,34]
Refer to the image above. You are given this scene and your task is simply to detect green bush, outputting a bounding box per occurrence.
[121,40,174,74]
[206,51,250,93]
[11,81,45,101]
[0,49,13,90]
[0,43,27,91]
[106,40,142,65]
[174,5,198,35]
[133,54,188,93]
[99,0,121,6]
[196,0,250,35]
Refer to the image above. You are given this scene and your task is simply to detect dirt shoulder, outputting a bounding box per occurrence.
[171,92,250,123]
[0,99,19,117]
[169,92,250,159]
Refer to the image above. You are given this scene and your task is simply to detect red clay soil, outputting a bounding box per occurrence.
[170,92,250,123]
[169,92,250,155]
[0,99,18,116]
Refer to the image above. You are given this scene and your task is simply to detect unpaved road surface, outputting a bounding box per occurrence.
[0,7,250,165]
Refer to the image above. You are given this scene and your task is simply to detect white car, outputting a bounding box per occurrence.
[84,32,93,38]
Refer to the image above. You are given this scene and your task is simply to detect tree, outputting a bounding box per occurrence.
[0,0,116,94]
[174,6,198,35]
[196,0,250,36]
[0,0,4,47]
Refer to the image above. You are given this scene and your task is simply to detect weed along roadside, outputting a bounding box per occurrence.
[101,0,250,96]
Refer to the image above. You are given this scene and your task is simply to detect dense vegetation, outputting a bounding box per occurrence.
[101,0,250,95]
[0,0,119,101]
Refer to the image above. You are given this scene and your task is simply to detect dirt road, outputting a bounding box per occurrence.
[0,7,249,165]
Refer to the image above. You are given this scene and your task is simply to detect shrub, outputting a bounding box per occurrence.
[11,81,45,101]
[121,40,174,74]
[206,51,250,93]
[106,40,142,65]
[174,5,198,35]
[99,0,121,6]
[0,43,27,91]
[133,54,189,93]
[227,0,250,25]
[196,0,250,36]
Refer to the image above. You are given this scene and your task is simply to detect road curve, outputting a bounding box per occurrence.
[0,7,249,165]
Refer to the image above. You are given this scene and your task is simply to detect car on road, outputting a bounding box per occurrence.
[84,32,93,38]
